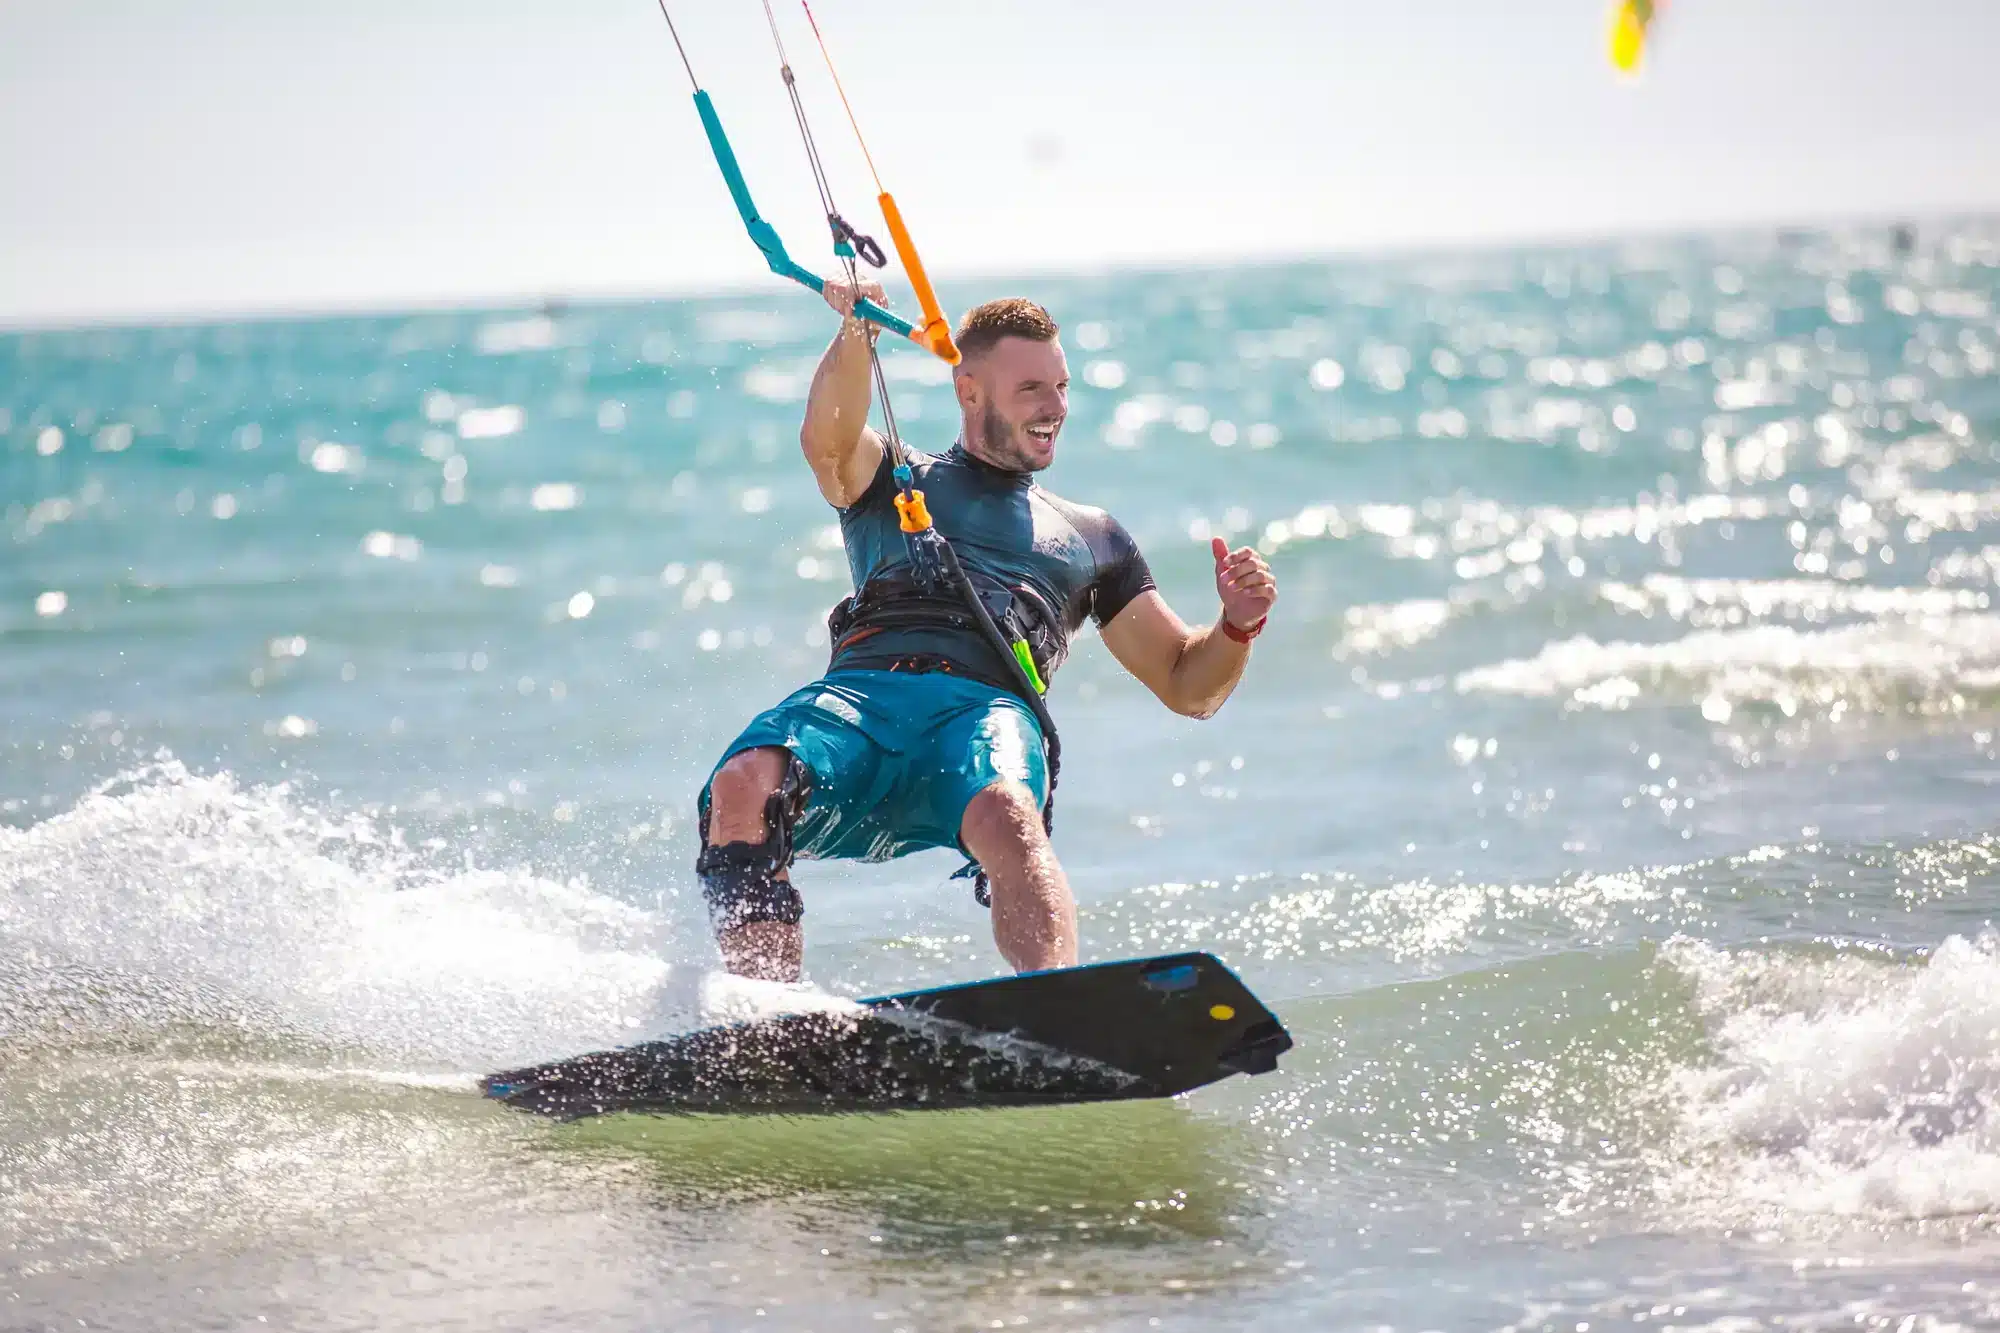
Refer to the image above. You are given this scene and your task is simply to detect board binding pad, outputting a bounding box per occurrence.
[483,951,1291,1119]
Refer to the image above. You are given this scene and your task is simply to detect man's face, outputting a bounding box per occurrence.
[957,335,1069,472]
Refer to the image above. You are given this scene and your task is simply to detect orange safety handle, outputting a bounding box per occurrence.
[878,192,959,366]
[893,487,933,533]
[793,3,958,366]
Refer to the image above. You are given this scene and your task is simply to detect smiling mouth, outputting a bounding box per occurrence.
[1026,421,1061,445]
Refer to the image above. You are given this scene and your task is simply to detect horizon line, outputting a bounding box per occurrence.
[3,205,1988,338]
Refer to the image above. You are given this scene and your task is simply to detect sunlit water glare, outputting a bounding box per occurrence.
[6,222,2000,1330]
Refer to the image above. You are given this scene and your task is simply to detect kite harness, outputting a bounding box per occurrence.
[656,1,1062,908]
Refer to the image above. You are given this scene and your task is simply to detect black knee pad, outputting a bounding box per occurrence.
[696,754,812,932]
[695,841,805,930]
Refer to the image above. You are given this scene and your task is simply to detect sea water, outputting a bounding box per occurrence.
[5,222,2000,1330]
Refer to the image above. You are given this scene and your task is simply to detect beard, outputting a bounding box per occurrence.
[975,401,1057,473]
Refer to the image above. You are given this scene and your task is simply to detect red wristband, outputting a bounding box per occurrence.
[1221,615,1266,644]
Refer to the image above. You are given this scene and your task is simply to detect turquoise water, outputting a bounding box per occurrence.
[7,222,2000,1329]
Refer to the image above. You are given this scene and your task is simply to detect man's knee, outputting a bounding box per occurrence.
[697,747,811,933]
[961,780,1048,853]
[707,746,791,838]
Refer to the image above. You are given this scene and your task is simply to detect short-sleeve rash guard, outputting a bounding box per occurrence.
[828,443,1155,686]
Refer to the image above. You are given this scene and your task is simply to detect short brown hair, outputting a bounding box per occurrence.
[954,298,1059,362]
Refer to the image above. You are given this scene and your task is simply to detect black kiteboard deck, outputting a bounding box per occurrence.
[483,951,1291,1118]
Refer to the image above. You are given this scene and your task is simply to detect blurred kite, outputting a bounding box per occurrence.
[1608,0,1660,76]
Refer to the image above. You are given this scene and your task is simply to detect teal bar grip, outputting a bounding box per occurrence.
[691,91,915,339]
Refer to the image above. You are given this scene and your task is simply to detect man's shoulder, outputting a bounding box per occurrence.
[843,442,956,510]
[1027,484,1143,576]
[904,444,951,472]
[1031,483,1122,537]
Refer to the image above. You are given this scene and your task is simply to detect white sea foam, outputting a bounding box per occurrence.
[1456,613,2000,715]
[0,761,751,1071]
[1662,934,2000,1221]
[696,971,864,1025]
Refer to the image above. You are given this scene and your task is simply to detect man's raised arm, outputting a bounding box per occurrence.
[800,279,889,508]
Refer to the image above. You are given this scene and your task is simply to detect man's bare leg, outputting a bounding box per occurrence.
[704,745,803,981]
[960,781,1078,973]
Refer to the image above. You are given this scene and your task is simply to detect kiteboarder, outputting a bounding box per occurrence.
[696,280,1278,982]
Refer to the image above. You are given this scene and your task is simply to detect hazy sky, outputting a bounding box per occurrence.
[3,0,1996,324]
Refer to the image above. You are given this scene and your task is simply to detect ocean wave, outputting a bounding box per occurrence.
[1455,614,2000,718]
[1336,595,1464,656]
[1094,835,2000,970]
[1660,933,2000,1222]
[1097,867,1692,966]
[1255,492,1786,566]
[1597,574,1990,629]
[1338,575,1993,669]
[1234,924,2000,1231]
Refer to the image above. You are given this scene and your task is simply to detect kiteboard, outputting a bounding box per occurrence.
[482,951,1291,1119]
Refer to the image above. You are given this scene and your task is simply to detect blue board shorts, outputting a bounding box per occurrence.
[699,669,1049,863]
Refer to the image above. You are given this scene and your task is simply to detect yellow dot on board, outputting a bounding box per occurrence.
[1209,1004,1236,1021]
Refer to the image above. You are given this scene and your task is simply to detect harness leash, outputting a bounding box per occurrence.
[652,2,1062,907]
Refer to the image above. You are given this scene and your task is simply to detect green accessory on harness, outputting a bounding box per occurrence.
[1010,640,1048,695]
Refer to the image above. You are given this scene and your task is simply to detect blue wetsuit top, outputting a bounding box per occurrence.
[828,443,1156,692]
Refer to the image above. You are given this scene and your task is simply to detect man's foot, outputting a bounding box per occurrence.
[718,920,803,982]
